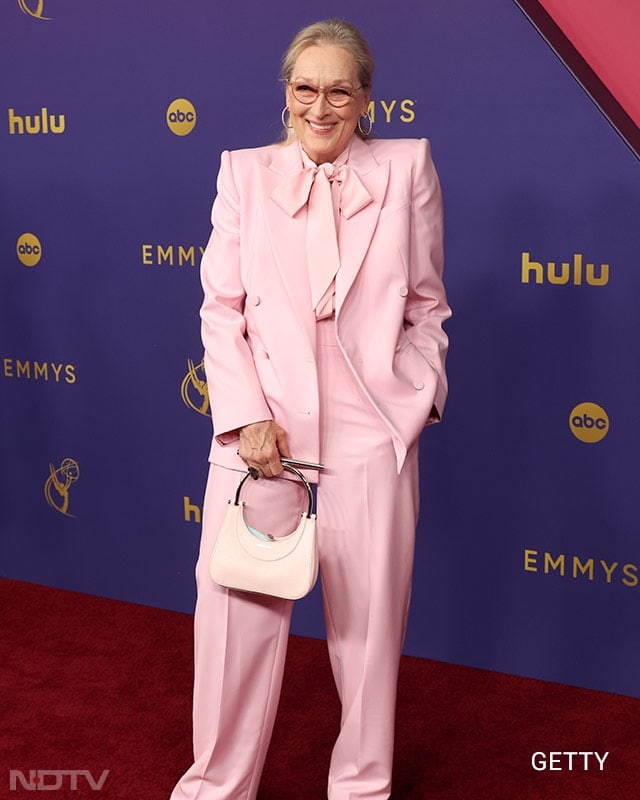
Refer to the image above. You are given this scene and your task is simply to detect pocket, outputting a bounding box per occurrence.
[392,336,434,386]
[379,191,411,220]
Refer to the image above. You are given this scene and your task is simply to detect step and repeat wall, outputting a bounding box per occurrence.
[2,0,639,698]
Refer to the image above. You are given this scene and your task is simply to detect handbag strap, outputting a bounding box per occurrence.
[232,464,314,518]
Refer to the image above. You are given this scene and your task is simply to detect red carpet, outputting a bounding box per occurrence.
[1,578,637,798]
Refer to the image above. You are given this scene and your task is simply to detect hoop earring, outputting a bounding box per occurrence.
[281,106,292,130]
[357,111,373,136]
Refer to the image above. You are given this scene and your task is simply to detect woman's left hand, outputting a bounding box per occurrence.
[238,420,292,478]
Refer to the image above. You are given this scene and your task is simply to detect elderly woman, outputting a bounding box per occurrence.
[171,18,450,800]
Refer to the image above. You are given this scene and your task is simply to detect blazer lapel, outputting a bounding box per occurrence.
[257,138,390,342]
[335,137,390,313]
[259,143,317,350]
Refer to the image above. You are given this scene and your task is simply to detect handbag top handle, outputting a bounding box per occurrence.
[232,464,314,518]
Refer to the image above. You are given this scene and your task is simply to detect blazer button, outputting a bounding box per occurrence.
[413,379,425,390]
[399,285,409,297]
[248,295,261,306]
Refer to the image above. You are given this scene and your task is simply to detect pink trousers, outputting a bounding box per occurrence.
[171,320,420,800]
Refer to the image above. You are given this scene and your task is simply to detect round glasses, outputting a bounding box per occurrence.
[289,82,362,108]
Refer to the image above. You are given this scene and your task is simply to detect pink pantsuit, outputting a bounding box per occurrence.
[171,136,450,800]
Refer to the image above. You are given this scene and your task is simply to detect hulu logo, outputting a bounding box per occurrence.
[521,253,609,286]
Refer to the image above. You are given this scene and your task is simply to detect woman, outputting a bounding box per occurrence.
[171,18,450,800]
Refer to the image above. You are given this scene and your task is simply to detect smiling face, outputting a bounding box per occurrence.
[285,44,371,165]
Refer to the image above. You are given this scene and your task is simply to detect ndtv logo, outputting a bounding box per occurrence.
[9,769,109,791]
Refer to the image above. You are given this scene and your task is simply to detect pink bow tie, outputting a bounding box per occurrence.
[271,162,372,220]
[272,163,374,319]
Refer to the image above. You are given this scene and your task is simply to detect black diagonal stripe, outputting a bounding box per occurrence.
[515,0,640,159]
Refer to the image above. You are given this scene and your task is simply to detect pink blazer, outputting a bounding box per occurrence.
[201,135,451,476]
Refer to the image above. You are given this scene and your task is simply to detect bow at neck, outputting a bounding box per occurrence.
[271,161,373,220]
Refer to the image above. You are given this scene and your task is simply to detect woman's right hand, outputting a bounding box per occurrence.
[238,421,292,478]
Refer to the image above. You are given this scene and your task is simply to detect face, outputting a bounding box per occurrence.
[285,44,371,165]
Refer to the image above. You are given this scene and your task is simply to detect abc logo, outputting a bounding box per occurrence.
[16,232,42,267]
[166,98,197,136]
[569,402,609,443]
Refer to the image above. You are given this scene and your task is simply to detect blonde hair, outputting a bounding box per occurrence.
[281,18,375,90]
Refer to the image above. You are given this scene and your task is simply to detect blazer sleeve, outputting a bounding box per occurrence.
[404,138,451,421]
[200,150,273,445]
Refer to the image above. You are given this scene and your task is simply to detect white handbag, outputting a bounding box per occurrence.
[209,464,318,600]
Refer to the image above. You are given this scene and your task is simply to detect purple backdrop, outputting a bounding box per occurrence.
[1,0,639,698]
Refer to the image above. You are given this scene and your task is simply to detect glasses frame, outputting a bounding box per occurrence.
[287,81,364,108]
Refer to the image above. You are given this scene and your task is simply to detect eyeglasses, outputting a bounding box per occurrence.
[289,82,363,108]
